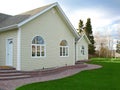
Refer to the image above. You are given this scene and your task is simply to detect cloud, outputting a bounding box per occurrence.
[49,0,120,34]
[0,0,46,15]
[57,0,120,28]
[66,8,113,29]
[1,0,120,37]
[110,23,120,39]
[95,21,120,39]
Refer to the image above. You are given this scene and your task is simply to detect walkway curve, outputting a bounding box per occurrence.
[0,64,102,90]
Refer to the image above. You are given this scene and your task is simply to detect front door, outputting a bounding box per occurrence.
[6,39,13,66]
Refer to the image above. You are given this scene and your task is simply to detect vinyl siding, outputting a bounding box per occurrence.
[76,36,88,61]
[20,8,75,70]
[0,29,17,67]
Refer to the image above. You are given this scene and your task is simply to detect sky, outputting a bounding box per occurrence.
[0,0,120,38]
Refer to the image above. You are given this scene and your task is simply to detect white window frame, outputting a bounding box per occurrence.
[31,36,46,58]
[32,44,46,58]
[81,46,85,55]
[60,46,69,57]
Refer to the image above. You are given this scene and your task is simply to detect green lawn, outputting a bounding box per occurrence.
[16,58,120,90]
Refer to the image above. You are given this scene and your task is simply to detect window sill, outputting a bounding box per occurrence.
[60,56,69,57]
[31,56,46,58]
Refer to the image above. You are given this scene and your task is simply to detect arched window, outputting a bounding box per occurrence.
[32,36,45,57]
[81,45,85,55]
[60,40,69,57]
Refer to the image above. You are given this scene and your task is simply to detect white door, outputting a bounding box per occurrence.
[6,39,13,66]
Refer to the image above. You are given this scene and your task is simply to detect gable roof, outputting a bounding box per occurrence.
[0,2,79,39]
[79,34,91,44]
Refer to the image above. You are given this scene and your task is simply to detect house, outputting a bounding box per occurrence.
[0,2,90,71]
[115,52,120,58]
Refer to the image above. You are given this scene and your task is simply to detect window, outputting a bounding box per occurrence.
[60,40,69,57]
[32,36,45,57]
[81,45,85,55]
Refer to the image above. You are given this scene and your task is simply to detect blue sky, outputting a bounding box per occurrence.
[0,0,120,38]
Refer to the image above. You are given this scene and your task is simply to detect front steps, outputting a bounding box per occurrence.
[0,75,31,80]
[75,60,90,64]
[0,66,33,80]
[0,69,32,80]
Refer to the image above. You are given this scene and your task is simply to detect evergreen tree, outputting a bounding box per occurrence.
[116,40,120,54]
[78,20,84,34]
[85,18,95,54]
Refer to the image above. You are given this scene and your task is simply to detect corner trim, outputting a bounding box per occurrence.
[17,28,21,70]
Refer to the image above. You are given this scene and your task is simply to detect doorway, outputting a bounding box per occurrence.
[6,39,13,66]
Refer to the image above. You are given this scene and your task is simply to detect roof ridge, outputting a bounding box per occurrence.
[18,2,57,16]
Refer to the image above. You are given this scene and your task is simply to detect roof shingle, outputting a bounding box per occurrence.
[0,3,54,28]
[0,13,12,22]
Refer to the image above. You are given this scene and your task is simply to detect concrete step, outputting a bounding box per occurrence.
[72,64,88,69]
[75,60,90,64]
[0,75,31,80]
[0,70,21,73]
[0,73,27,77]
[0,69,33,80]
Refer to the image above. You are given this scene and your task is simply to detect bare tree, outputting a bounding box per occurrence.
[94,31,114,57]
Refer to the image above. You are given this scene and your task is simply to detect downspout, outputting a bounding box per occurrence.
[75,38,79,63]
[75,40,77,63]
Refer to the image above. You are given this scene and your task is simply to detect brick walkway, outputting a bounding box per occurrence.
[0,64,102,90]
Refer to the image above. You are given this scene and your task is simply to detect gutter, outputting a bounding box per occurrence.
[0,24,18,32]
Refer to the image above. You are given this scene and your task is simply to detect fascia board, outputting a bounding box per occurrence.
[0,24,18,32]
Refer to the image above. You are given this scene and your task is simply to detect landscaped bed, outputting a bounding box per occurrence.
[16,58,120,90]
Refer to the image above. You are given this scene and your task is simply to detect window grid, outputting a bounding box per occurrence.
[60,46,69,57]
[32,36,45,58]
[81,46,85,55]
[32,44,45,58]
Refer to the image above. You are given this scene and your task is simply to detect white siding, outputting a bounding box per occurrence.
[76,36,88,61]
[20,8,75,70]
[0,29,17,67]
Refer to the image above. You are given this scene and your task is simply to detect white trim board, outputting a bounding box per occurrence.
[79,34,91,44]
[17,28,21,70]
[0,24,18,32]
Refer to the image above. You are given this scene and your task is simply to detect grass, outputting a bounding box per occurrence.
[16,58,120,90]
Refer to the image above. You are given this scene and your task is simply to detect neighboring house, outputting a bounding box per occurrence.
[0,2,90,71]
[115,52,120,58]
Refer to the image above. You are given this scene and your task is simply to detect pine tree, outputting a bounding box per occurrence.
[78,20,84,34]
[85,18,95,54]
